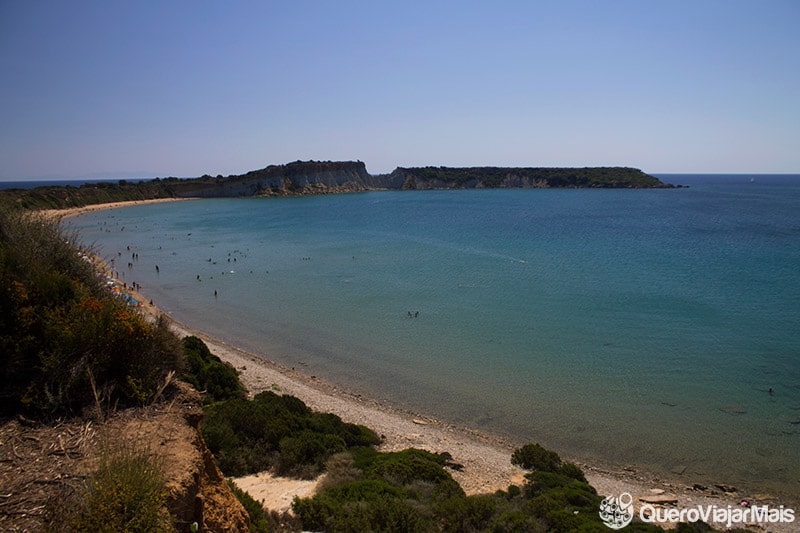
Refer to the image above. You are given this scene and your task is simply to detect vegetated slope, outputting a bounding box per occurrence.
[0,209,252,531]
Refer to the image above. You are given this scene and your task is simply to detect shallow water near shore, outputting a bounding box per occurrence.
[69,175,800,497]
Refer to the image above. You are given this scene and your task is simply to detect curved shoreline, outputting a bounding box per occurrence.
[162,316,798,521]
[63,199,798,527]
[39,197,192,220]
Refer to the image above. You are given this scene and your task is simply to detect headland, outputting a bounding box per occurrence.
[2,160,675,211]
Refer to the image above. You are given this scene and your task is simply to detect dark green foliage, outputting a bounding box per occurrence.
[293,482,434,532]
[202,391,380,477]
[438,494,498,532]
[0,210,183,416]
[511,443,563,472]
[0,179,179,210]
[293,443,600,532]
[278,431,347,474]
[557,461,588,482]
[396,166,667,189]
[181,336,246,403]
[511,442,587,482]
[293,448,463,532]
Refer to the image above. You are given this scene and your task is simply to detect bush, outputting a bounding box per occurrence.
[294,448,465,531]
[181,336,245,403]
[0,210,184,416]
[511,443,562,472]
[438,494,498,532]
[317,452,363,492]
[278,431,346,477]
[202,391,380,477]
[64,444,172,532]
[292,479,433,532]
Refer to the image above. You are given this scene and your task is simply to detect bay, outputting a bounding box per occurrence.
[68,175,800,495]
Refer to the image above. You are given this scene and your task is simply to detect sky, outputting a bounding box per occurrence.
[1,1,798,180]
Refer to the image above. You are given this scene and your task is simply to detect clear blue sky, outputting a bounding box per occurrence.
[1,1,798,180]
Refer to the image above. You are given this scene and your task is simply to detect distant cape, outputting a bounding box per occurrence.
[1,161,675,210]
[169,161,672,198]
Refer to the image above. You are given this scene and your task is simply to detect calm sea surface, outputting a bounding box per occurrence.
[68,174,800,495]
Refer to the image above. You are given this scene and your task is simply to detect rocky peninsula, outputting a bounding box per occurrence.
[1,161,674,210]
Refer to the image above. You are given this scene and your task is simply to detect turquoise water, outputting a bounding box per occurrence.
[69,175,800,495]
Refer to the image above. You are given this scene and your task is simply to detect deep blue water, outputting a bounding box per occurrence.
[67,174,800,495]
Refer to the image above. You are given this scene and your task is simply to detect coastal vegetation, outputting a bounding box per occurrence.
[181,335,247,404]
[0,179,179,210]
[202,391,380,478]
[48,443,173,533]
[394,165,666,189]
[0,209,182,416]
[0,206,738,532]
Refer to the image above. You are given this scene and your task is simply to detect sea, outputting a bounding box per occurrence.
[64,174,800,497]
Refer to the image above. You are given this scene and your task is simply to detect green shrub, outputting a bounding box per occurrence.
[294,448,466,531]
[522,471,603,532]
[511,443,562,472]
[292,479,433,532]
[317,452,363,492]
[0,210,184,416]
[202,391,380,477]
[278,431,346,477]
[488,510,547,533]
[181,336,245,403]
[557,461,588,482]
[438,494,498,532]
[367,449,464,500]
[65,444,172,532]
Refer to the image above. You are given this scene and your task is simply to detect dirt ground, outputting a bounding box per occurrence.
[0,382,248,532]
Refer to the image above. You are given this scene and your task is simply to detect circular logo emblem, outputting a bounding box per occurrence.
[599,492,634,529]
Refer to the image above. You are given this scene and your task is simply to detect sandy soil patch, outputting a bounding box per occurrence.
[231,472,320,514]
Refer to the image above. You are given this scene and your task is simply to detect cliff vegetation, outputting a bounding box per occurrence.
[392,165,668,189]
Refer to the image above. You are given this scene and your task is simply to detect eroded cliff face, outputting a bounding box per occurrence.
[155,382,251,532]
[0,382,250,532]
[175,161,382,197]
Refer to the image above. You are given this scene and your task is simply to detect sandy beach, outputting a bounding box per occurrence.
[61,199,796,529]
[39,197,192,221]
